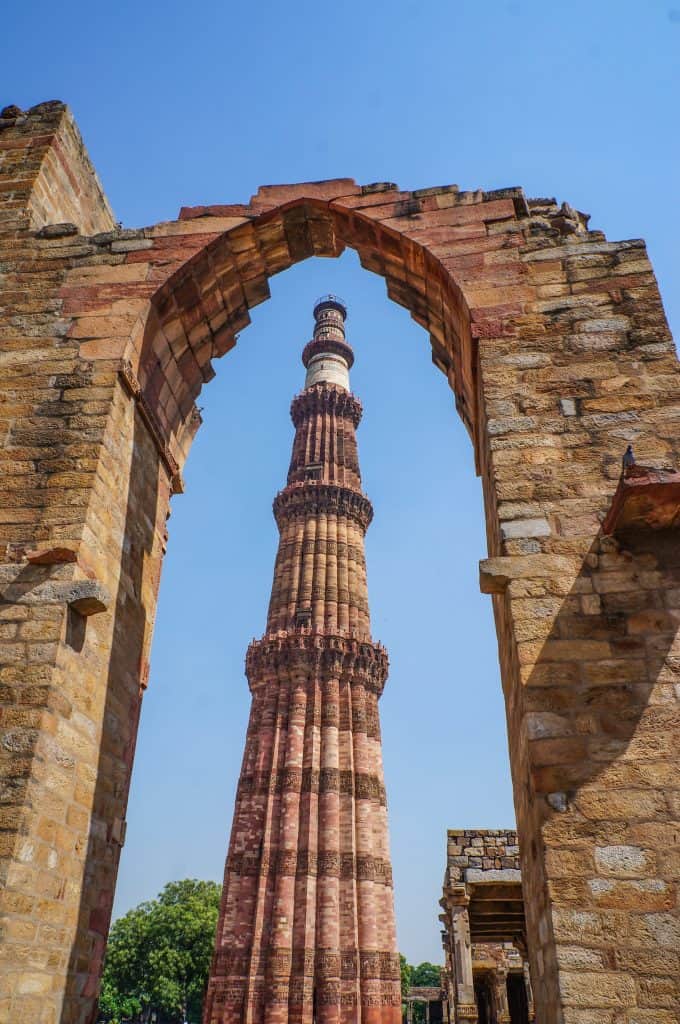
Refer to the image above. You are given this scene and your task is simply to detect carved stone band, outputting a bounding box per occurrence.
[236,768,387,803]
[291,382,362,428]
[273,482,373,531]
[246,632,388,693]
[228,849,393,884]
[210,947,400,981]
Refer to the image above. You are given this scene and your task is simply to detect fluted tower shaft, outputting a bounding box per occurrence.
[205,298,400,1024]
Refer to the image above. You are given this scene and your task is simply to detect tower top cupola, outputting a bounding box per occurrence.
[302,294,354,390]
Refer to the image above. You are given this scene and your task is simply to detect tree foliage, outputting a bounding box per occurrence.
[410,961,442,988]
[98,879,221,1023]
[400,954,413,999]
[400,958,443,1024]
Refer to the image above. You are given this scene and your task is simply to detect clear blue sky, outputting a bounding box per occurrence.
[5,0,679,965]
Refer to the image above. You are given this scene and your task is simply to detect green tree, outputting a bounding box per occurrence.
[410,961,442,988]
[99,878,221,1023]
[400,954,413,999]
[400,958,442,1024]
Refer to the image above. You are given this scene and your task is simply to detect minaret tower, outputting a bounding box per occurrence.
[205,297,401,1024]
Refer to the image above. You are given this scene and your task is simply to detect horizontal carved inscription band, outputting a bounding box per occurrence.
[236,767,387,803]
[211,981,401,1009]
[244,698,382,738]
[276,537,365,560]
[213,948,399,981]
[206,962,399,1003]
[227,850,393,884]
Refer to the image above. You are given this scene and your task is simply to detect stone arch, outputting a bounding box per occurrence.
[0,103,679,1024]
[132,183,509,474]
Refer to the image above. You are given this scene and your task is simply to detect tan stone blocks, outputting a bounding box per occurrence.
[2,104,680,1022]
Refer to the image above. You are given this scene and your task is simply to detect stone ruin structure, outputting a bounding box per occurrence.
[468,949,529,1024]
[0,99,679,1024]
[440,830,533,1024]
[403,986,444,1024]
[203,297,401,1024]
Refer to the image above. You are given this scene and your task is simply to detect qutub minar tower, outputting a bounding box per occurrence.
[204,297,401,1024]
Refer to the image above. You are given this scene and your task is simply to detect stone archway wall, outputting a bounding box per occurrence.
[0,101,679,1024]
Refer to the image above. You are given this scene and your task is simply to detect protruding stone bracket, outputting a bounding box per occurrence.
[0,578,111,617]
[602,464,680,535]
[65,581,111,617]
[479,555,579,595]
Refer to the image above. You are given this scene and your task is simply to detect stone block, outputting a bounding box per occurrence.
[478,554,578,594]
[594,845,653,877]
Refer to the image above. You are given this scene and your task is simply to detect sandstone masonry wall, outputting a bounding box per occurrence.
[0,102,678,1024]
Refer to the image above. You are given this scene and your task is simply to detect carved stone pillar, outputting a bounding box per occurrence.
[492,968,511,1024]
[523,962,535,1023]
[448,890,478,1023]
[407,1002,413,1024]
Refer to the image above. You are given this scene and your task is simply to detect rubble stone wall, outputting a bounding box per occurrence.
[445,829,521,883]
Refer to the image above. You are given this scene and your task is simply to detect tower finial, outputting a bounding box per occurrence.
[302,295,354,390]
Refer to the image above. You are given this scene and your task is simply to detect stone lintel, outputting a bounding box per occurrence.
[465,868,522,884]
[406,987,442,1002]
[602,464,680,534]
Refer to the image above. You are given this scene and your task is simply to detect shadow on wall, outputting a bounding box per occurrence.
[59,433,680,1022]
[512,526,680,1010]
[61,411,159,1024]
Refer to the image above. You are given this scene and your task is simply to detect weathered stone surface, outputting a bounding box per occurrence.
[603,464,680,534]
[465,868,522,884]
[0,100,679,1024]
[479,554,579,593]
[66,580,110,616]
[35,221,79,238]
[0,576,109,613]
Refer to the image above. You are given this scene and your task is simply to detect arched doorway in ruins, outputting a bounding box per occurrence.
[1,103,679,1024]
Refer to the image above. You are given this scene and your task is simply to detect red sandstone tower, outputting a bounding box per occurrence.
[204,298,401,1024]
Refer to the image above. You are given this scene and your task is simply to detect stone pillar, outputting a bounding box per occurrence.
[407,1001,413,1024]
[491,967,510,1024]
[449,891,478,1023]
[522,962,535,1023]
